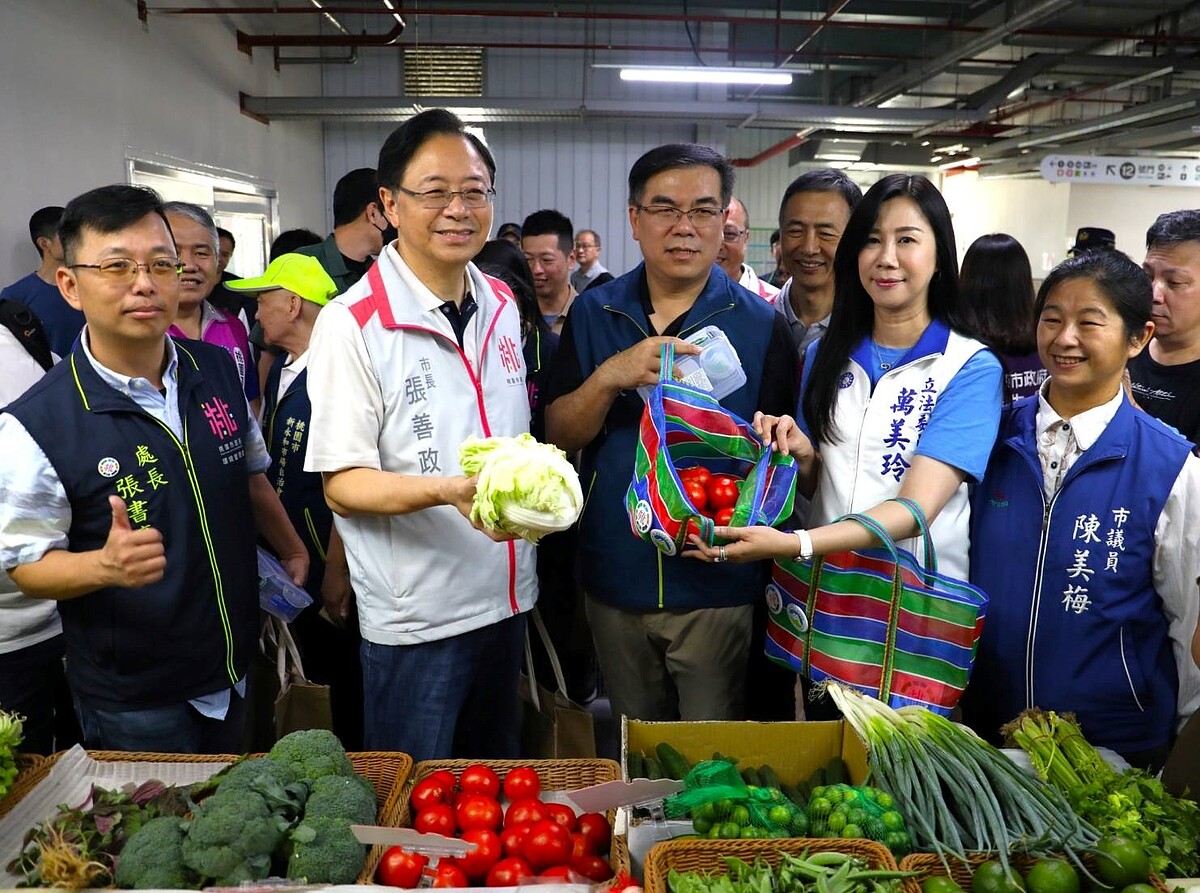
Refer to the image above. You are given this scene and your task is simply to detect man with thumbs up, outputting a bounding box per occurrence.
[0,185,308,754]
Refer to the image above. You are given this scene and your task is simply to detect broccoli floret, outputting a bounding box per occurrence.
[268,729,354,782]
[304,773,377,826]
[216,755,301,794]
[181,790,288,885]
[115,816,194,890]
[286,815,366,884]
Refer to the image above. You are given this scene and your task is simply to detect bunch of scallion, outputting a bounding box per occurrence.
[1005,708,1200,877]
[824,683,1098,881]
[0,708,24,803]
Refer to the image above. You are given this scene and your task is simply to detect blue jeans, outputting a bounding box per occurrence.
[73,690,249,754]
[361,612,526,762]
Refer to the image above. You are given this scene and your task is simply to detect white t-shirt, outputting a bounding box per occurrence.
[0,328,61,653]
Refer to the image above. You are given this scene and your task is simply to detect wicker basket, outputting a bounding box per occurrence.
[643,837,899,893]
[898,851,1170,893]
[0,748,412,883]
[366,757,627,884]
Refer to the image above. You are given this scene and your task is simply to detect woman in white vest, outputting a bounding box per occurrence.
[688,173,1002,580]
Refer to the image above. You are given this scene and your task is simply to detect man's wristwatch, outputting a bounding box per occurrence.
[794,529,814,561]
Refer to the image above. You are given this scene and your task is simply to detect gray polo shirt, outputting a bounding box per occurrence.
[775,279,830,363]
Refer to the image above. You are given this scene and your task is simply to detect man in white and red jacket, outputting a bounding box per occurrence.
[718,197,780,303]
[305,109,537,763]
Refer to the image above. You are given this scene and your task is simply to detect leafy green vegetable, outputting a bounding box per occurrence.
[667,851,915,893]
[0,708,24,802]
[459,433,583,542]
[1007,709,1200,877]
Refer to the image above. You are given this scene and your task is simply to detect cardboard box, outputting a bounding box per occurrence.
[622,718,869,787]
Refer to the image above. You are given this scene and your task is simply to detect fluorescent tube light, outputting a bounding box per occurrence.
[939,156,981,170]
[619,67,794,86]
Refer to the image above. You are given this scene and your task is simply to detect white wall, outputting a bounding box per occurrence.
[1066,183,1200,262]
[0,0,327,283]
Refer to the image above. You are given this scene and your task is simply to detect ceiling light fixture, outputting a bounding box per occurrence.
[939,156,981,170]
[617,66,795,86]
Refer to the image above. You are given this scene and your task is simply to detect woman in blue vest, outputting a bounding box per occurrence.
[963,250,1200,771]
[689,174,1001,580]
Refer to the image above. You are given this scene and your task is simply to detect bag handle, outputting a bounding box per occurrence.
[523,606,569,711]
[887,496,939,577]
[658,342,675,383]
[264,614,310,688]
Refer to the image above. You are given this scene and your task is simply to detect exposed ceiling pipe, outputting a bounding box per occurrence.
[731,131,812,167]
[236,20,403,54]
[136,4,1200,44]
[744,0,854,103]
[853,0,1076,108]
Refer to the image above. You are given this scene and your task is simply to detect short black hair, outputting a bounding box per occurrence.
[778,169,863,228]
[474,238,541,336]
[270,227,323,261]
[377,109,497,194]
[628,144,734,208]
[1035,250,1152,340]
[29,206,64,254]
[521,209,574,256]
[769,228,780,247]
[216,227,235,247]
[58,185,170,264]
[332,168,380,227]
[1146,209,1200,250]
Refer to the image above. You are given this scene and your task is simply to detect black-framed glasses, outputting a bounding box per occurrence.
[396,185,497,209]
[635,204,725,227]
[68,257,184,282]
[722,226,748,243]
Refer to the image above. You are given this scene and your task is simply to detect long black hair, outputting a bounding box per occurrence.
[801,173,965,446]
[958,233,1036,355]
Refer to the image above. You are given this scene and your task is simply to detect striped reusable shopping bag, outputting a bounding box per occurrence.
[625,343,798,556]
[765,497,988,715]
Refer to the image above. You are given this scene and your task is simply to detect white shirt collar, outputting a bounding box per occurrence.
[1035,381,1124,452]
[80,326,179,395]
[382,242,476,315]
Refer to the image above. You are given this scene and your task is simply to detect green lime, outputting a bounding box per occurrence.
[706,824,722,839]
[924,877,967,893]
[1025,860,1080,893]
[730,805,751,826]
[695,803,716,823]
[841,823,864,838]
[1119,884,1158,893]
[692,816,712,835]
[1095,837,1151,889]
[809,796,831,817]
[767,805,793,826]
[972,861,1026,893]
[719,821,741,839]
[881,810,906,831]
[875,791,895,810]
[827,812,846,832]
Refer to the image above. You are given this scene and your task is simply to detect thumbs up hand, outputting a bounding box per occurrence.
[98,495,167,588]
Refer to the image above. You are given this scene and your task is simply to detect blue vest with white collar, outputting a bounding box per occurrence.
[5,338,258,710]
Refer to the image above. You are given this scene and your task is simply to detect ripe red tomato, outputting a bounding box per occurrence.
[500,823,533,858]
[679,466,711,487]
[377,846,429,888]
[714,507,735,526]
[428,769,458,791]
[576,813,611,854]
[571,854,614,883]
[502,766,541,802]
[544,802,578,832]
[409,777,450,812]
[504,797,550,828]
[456,828,503,882]
[459,764,501,799]
[706,474,740,510]
[521,819,572,871]
[683,480,708,511]
[431,862,468,888]
[414,803,456,836]
[568,832,591,862]
[456,794,503,832]
[487,856,534,887]
[540,865,576,880]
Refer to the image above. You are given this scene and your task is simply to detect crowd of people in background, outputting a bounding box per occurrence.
[2,107,1200,772]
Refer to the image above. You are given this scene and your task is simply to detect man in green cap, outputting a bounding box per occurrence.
[226,253,363,748]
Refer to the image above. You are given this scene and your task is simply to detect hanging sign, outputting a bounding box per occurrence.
[1040,154,1200,187]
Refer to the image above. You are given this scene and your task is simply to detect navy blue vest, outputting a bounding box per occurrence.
[569,264,777,611]
[6,338,258,710]
[263,356,330,594]
[966,396,1191,755]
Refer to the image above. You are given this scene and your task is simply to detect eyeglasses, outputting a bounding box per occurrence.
[635,205,725,227]
[722,226,748,243]
[68,257,184,282]
[396,185,497,210]
[574,242,598,251]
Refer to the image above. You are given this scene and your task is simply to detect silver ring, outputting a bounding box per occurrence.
[717,545,728,563]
